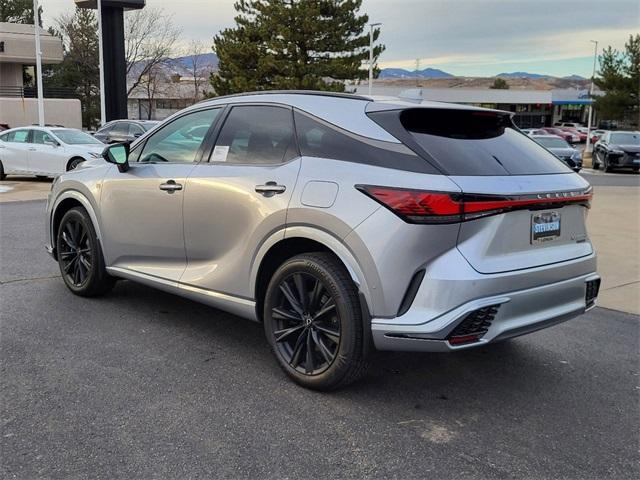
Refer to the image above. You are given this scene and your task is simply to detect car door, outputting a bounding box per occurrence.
[28,129,66,175]
[99,107,222,282]
[181,104,301,300]
[0,129,31,173]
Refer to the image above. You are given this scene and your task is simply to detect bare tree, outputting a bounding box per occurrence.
[125,7,181,96]
[139,65,166,120]
[185,40,208,102]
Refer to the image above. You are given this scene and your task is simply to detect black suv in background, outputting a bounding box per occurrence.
[94,120,159,144]
[593,131,640,172]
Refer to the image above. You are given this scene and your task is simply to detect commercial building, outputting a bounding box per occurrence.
[353,84,598,128]
[0,22,81,128]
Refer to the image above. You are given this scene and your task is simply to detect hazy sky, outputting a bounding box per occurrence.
[41,0,639,77]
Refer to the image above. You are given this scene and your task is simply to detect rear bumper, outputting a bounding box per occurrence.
[371,250,599,352]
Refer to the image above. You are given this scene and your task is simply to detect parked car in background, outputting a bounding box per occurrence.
[590,129,608,144]
[593,131,640,172]
[94,120,159,144]
[531,135,582,171]
[554,122,583,129]
[521,128,547,136]
[45,91,599,390]
[541,127,580,143]
[0,126,104,180]
[559,127,587,142]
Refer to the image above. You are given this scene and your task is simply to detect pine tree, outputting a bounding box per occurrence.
[594,34,640,127]
[0,0,42,26]
[490,78,509,89]
[211,0,384,95]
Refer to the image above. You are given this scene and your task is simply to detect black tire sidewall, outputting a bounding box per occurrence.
[263,254,363,390]
[68,158,84,171]
[56,207,101,295]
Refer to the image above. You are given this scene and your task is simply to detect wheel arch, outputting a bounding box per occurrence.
[50,190,103,259]
[66,156,85,171]
[251,227,376,323]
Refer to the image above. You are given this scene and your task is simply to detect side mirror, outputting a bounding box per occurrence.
[133,132,143,138]
[103,143,130,172]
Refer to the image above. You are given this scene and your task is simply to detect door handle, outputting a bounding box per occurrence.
[28,147,37,151]
[255,181,286,197]
[159,179,183,193]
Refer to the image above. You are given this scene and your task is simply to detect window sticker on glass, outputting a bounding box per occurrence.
[211,145,229,162]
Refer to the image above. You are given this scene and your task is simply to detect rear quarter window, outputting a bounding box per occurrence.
[371,108,571,176]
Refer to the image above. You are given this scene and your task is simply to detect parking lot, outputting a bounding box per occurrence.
[1,172,639,478]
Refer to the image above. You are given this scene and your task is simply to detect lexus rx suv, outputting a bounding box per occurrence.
[45,91,600,390]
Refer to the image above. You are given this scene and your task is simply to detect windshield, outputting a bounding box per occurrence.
[610,132,640,145]
[54,129,103,145]
[535,137,570,149]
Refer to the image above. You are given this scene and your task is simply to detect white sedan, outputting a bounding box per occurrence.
[0,126,105,180]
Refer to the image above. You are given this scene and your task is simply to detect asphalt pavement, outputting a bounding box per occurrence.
[1,200,639,479]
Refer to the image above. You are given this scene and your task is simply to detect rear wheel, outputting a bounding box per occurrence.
[56,207,114,296]
[0,161,5,180]
[263,252,369,390]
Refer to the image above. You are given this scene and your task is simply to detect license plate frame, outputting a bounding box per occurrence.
[531,211,561,244]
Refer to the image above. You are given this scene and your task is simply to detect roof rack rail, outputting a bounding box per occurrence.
[198,89,371,104]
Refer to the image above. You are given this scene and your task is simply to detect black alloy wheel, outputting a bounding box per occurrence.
[56,207,114,296]
[271,271,341,375]
[264,252,370,390]
[59,217,93,288]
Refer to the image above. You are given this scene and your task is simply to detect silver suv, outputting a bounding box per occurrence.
[46,91,600,390]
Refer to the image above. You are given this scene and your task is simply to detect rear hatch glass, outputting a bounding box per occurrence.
[396,108,571,176]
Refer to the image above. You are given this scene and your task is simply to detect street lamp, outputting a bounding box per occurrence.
[97,0,106,126]
[33,0,44,126]
[368,22,381,96]
[585,40,598,153]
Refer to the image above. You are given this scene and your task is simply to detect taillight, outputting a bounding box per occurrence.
[357,185,592,224]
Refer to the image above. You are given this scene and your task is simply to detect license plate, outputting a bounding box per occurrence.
[531,211,561,244]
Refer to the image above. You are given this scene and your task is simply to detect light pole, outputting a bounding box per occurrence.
[368,22,381,96]
[32,0,44,126]
[97,0,106,126]
[585,40,598,153]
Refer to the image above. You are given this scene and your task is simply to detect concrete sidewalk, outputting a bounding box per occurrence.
[1,177,638,314]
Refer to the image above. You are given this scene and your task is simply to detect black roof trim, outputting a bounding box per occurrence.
[199,90,370,104]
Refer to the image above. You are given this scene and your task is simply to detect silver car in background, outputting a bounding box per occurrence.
[45,91,600,390]
[531,134,583,172]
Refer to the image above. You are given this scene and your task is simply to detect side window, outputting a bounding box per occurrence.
[32,130,55,144]
[213,106,297,164]
[98,123,114,134]
[6,130,30,143]
[139,108,221,164]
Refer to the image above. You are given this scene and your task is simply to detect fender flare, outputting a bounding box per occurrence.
[249,225,380,316]
[50,189,103,247]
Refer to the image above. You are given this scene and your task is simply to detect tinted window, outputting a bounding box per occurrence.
[111,122,129,135]
[398,108,570,175]
[54,129,103,145]
[534,137,570,149]
[4,130,30,143]
[129,123,145,135]
[610,132,640,145]
[139,108,220,163]
[32,130,56,144]
[294,110,429,172]
[213,106,297,164]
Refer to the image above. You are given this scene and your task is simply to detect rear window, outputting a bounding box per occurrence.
[392,108,571,175]
[534,137,570,149]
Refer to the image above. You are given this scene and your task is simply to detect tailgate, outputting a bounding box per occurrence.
[451,174,593,274]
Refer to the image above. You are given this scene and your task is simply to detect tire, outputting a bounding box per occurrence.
[592,152,600,170]
[0,160,5,180]
[263,252,370,390]
[56,206,114,297]
[67,157,85,171]
[603,154,613,173]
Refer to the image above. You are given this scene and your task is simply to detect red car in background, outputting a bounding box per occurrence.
[541,127,580,143]
[559,127,587,142]
[590,129,608,144]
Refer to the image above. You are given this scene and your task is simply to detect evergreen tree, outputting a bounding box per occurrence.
[0,0,42,26]
[490,78,509,89]
[594,34,640,127]
[211,0,384,95]
[46,9,100,129]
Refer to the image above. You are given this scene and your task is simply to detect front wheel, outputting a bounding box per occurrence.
[263,253,370,390]
[603,154,613,173]
[56,207,114,296]
[67,157,85,171]
[0,161,5,180]
[592,151,600,170]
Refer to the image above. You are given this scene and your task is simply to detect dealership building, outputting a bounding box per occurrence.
[353,84,597,128]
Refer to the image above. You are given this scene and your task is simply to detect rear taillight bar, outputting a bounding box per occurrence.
[356,185,592,224]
